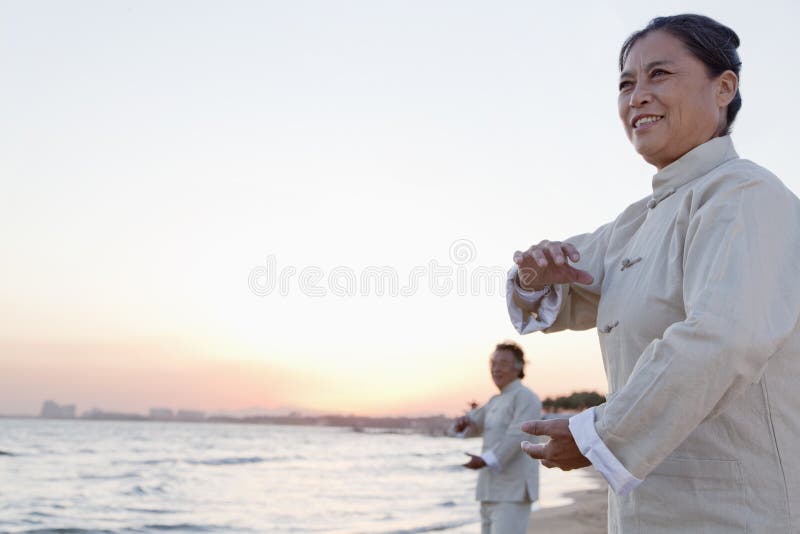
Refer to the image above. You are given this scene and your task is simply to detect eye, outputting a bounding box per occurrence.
[619,80,633,91]
[651,69,669,78]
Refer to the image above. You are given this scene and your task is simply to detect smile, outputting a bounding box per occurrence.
[632,115,664,129]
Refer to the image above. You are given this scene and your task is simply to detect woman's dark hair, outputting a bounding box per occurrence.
[495,341,526,379]
[619,14,742,135]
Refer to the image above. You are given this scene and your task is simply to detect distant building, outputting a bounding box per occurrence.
[149,408,174,420]
[176,410,205,422]
[40,400,76,419]
[81,408,146,421]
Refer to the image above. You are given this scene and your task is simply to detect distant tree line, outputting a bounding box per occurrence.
[542,391,606,413]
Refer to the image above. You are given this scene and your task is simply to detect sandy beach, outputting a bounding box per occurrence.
[529,472,608,534]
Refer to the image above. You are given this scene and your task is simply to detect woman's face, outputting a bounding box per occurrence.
[618,30,734,169]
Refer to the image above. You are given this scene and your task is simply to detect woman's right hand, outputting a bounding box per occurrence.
[513,240,594,291]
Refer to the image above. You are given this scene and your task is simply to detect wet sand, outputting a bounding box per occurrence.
[529,472,608,534]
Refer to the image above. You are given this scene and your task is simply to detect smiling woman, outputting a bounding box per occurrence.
[507,13,800,534]
[617,21,740,169]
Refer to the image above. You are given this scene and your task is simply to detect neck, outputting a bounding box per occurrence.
[497,378,518,392]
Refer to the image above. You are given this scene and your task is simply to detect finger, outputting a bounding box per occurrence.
[561,243,581,263]
[564,266,594,285]
[513,250,524,265]
[530,247,548,268]
[521,441,547,460]
[521,419,552,436]
[540,419,572,439]
[545,242,566,266]
[541,459,558,469]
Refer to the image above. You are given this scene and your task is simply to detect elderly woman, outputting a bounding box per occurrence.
[507,14,800,533]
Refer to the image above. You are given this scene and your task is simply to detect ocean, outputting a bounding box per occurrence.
[0,418,600,533]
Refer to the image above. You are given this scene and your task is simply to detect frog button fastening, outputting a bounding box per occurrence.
[600,320,619,334]
[620,257,642,271]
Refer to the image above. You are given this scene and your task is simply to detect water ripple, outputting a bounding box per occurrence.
[21,529,117,534]
[184,456,266,466]
[144,524,217,531]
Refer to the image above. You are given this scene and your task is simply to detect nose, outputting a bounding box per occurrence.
[628,81,651,109]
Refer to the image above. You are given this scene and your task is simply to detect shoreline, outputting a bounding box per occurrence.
[529,471,607,533]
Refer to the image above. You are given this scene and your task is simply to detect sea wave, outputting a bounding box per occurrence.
[117,455,294,467]
[125,484,169,496]
[139,458,177,465]
[2,419,552,534]
[124,507,179,515]
[384,518,478,534]
[79,471,140,480]
[143,524,224,532]
[185,456,267,466]
[19,525,230,534]
[20,529,117,534]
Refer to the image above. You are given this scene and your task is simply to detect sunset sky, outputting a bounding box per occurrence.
[3,0,799,417]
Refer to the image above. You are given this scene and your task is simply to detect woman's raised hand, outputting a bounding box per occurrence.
[513,240,594,291]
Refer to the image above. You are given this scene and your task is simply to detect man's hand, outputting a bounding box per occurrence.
[513,240,593,291]
[453,415,471,433]
[519,418,591,471]
[462,453,486,470]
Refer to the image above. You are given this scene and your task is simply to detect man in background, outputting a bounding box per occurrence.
[454,341,541,534]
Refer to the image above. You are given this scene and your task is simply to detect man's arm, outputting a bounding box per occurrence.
[457,405,486,438]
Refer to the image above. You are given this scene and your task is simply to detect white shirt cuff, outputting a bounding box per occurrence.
[569,407,643,496]
[481,450,501,472]
[506,265,563,334]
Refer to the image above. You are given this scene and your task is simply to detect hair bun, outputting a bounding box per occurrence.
[728,29,741,49]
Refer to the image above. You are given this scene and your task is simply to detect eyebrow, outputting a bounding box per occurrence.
[620,60,675,79]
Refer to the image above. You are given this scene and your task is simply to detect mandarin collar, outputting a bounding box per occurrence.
[648,135,739,209]
[501,378,522,394]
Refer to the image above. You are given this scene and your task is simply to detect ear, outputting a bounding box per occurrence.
[716,70,738,108]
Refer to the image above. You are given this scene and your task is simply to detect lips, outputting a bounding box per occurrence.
[631,114,664,129]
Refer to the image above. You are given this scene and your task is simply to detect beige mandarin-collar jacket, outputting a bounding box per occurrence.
[465,379,541,503]
[512,136,800,532]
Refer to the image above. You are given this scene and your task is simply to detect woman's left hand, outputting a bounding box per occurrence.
[520,419,591,470]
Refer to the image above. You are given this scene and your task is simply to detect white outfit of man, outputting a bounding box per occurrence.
[507,136,800,532]
[464,378,541,534]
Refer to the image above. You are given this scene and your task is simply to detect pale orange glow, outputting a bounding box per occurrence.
[0,330,606,417]
[11,2,795,422]
[0,337,318,415]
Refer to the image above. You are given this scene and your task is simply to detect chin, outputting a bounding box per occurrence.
[633,139,664,164]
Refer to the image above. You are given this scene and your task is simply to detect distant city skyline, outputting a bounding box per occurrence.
[27,398,460,435]
[32,398,302,419]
